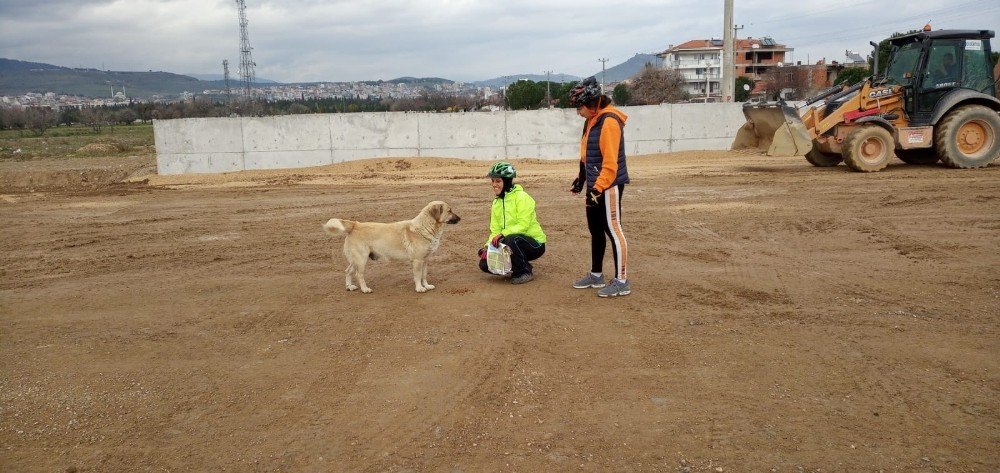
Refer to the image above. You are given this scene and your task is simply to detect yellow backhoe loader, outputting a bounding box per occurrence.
[733,27,1000,171]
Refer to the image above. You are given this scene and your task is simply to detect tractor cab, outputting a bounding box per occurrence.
[883,29,997,125]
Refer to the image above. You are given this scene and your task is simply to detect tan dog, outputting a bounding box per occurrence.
[323,201,461,293]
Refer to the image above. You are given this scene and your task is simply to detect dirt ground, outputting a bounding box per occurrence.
[1,150,997,472]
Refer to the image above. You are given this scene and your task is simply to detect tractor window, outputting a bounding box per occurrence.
[922,41,963,89]
[962,40,994,94]
[884,43,921,86]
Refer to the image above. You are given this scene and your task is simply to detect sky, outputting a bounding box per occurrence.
[0,0,997,83]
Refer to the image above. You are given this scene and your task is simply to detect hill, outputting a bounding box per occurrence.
[472,53,663,88]
[471,73,582,89]
[585,53,664,82]
[183,73,277,84]
[0,58,214,99]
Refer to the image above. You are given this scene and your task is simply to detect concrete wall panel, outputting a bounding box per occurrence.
[242,115,331,152]
[626,104,674,142]
[505,109,579,146]
[670,103,744,140]
[507,143,578,159]
[418,113,505,149]
[154,117,243,154]
[421,147,506,160]
[157,153,244,175]
[332,112,419,150]
[630,141,673,156]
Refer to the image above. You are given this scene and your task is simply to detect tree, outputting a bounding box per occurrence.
[762,65,815,101]
[506,80,545,110]
[0,107,27,130]
[735,76,755,102]
[629,66,689,104]
[612,83,631,105]
[834,67,870,86]
[114,108,138,125]
[59,107,81,126]
[287,103,310,114]
[870,30,919,76]
[80,107,109,133]
[24,107,58,135]
[553,82,578,108]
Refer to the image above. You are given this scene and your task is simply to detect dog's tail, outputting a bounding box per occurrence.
[323,218,356,236]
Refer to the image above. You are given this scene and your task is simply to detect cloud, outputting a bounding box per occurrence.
[0,0,997,83]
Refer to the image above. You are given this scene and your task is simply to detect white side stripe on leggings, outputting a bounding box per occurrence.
[603,186,628,280]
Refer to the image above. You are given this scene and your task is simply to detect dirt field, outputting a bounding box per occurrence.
[1,150,997,472]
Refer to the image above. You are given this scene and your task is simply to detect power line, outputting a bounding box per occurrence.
[746,0,876,26]
[786,3,997,46]
[775,0,995,44]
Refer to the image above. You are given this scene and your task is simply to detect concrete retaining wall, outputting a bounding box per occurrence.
[154,103,747,175]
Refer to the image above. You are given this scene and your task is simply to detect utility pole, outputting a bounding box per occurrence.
[598,58,609,93]
[705,61,712,101]
[544,70,552,107]
[722,0,734,102]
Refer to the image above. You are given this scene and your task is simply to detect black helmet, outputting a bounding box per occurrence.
[568,76,602,107]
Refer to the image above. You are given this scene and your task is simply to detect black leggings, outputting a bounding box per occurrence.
[586,184,628,280]
[478,234,545,277]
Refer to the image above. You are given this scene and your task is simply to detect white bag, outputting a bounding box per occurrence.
[486,242,512,276]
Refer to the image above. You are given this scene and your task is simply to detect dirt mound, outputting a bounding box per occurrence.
[0,155,156,193]
[76,139,130,155]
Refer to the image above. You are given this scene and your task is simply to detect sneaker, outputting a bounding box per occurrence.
[597,279,631,297]
[573,273,606,289]
[511,273,534,285]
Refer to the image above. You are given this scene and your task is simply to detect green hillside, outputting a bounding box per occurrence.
[0,58,220,99]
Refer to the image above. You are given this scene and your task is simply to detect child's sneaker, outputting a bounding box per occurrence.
[511,273,535,285]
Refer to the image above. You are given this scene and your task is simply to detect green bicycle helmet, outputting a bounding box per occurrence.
[486,161,516,179]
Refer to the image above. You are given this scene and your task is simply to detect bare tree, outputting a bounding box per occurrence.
[80,107,109,133]
[24,107,58,135]
[0,107,28,130]
[762,66,820,101]
[629,66,690,104]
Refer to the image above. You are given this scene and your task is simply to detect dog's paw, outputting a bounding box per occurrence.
[415,286,427,293]
[423,284,435,290]
[361,287,373,294]
[347,284,358,291]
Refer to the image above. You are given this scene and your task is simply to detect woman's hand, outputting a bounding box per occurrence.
[586,188,602,207]
[570,177,584,194]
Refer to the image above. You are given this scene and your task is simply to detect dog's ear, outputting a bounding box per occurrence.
[428,202,443,222]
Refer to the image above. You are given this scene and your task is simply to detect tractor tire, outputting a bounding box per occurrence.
[805,147,843,167]
[934,105,1000,168]
[843,125,894,172]
[896,148,940,165]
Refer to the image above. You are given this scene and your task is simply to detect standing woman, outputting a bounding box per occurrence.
[567,76,631,297]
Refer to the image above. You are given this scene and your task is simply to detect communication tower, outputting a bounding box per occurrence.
[222,59,232,103]
[236,0,256,100]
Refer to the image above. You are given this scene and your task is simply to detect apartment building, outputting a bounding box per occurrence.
[657,36,793,101]
[656,39,724,100]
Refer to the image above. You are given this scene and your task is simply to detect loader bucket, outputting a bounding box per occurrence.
[731,102,813,156]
